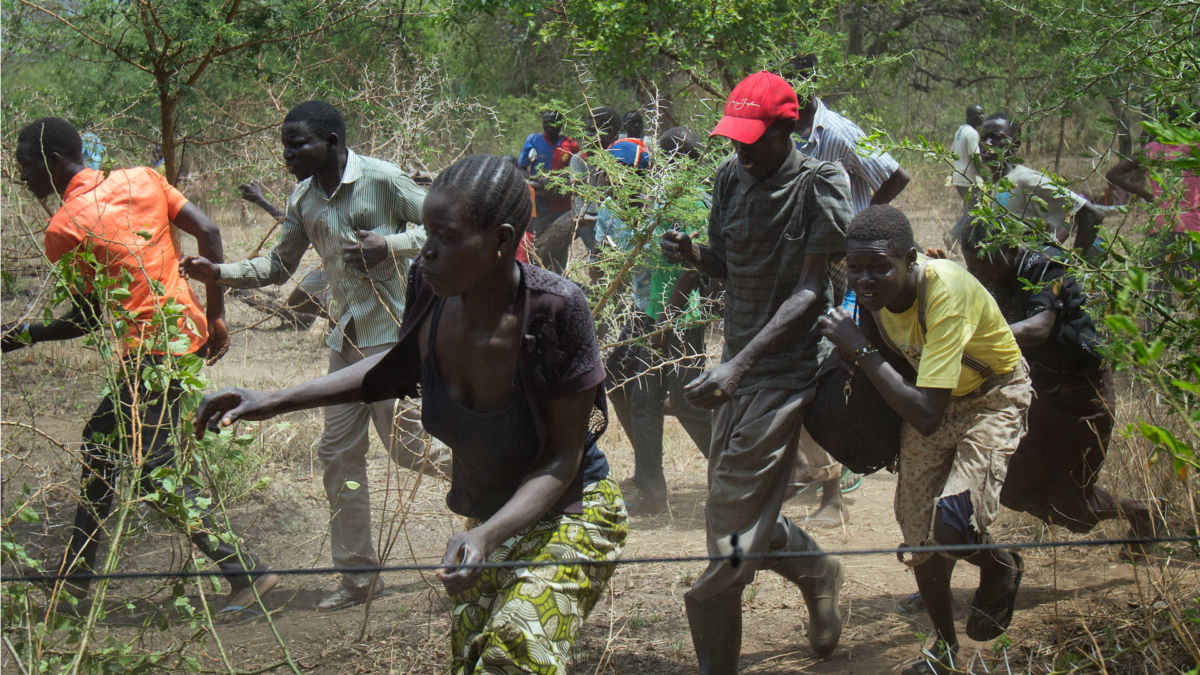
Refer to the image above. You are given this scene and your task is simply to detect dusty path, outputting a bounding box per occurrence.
[3,191,1194,674]
[24,406,1166,675]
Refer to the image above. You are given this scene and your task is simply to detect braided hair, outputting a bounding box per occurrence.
[431,154,533,238]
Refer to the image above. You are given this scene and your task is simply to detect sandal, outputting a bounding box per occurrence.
[811,468,863,495]
[316,578,392,612]
[966,551,1023,641]
[897,592,926,614]
[217,572,278,624]
[215,604,264,625]
[839,468,863,494]
[1120,497,1170,563]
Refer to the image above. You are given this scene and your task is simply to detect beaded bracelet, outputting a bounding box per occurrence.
[852,346,878,366]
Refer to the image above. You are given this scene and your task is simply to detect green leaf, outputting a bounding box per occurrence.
[344,480,361,490]
[1105,315,1138,335]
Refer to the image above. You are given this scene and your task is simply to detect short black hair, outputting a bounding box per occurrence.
[778,52,818,79]
[658,126,704,160]
[283,100,347,143]
[587,106,623,136]
[431,154,533,238]
[985,110,1020,132]
[542,110,563,124]
[846,205,916,256]
[18,117,83,162]
[623,111,644,138]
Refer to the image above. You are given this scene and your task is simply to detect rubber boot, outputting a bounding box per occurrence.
[765,518,844,656]
[685,591,742,675]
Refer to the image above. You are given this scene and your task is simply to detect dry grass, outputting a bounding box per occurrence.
[2,154,1197,675]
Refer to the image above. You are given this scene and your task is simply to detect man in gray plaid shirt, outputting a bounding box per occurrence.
[662,71,853,671]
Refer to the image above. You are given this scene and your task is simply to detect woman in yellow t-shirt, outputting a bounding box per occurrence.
[820,205,1032,675]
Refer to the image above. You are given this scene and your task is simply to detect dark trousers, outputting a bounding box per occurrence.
[629,324,712,493]
[65,358,263,589]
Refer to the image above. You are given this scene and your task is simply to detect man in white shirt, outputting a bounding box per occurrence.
[947,105,985,248]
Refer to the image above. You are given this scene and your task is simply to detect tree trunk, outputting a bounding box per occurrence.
[160,87,178,186]
[845,1,863,56]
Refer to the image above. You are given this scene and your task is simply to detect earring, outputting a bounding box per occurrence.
[497,250,502,259]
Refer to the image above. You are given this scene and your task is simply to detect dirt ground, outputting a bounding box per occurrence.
[2,158,1197,674]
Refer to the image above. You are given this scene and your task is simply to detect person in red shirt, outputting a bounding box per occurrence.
[1106,113,1200,307]
[2,117,276,622]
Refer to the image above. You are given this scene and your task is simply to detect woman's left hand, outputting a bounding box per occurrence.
[818,307,870,356]
[437,530,490,597]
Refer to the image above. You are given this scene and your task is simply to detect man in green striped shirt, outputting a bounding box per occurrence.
[182,101,450,610]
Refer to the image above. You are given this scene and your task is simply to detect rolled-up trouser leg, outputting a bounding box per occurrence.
[796,427,843,483]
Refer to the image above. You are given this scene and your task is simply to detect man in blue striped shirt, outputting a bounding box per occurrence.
[786,55,911,213]
[183,101,451,611]
[779,54,912,526]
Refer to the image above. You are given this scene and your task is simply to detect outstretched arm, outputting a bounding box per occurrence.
[437,385,595,595]
[1105,156,1155,202]
[1,293,103,352]
[181,205,310,289]
[192,350,387,438]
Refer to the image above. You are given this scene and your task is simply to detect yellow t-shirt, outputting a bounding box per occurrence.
[878,259,1021,397]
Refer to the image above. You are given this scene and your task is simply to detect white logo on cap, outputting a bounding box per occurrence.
[730,99,761,111]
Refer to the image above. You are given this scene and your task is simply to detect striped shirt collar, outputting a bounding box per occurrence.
[300,149,363,201]
[798,97,830,142]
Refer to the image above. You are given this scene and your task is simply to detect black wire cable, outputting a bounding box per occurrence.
[5,534,1197,585]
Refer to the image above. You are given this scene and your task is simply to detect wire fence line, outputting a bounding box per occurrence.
[7,534,1197,585]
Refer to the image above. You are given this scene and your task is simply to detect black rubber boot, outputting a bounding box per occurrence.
[685,591,742,674]
[764,518,844,656]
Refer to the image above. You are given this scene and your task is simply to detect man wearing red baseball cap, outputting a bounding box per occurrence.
[662,71,854,672]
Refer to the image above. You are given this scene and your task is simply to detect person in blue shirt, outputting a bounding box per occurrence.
[518,110,579,237]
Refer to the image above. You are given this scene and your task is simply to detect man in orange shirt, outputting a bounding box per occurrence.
[2,117,276,622]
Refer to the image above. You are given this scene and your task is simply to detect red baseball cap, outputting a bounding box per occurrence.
[710,71,799,144]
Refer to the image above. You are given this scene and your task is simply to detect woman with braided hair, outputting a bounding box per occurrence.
[193,154,627,674]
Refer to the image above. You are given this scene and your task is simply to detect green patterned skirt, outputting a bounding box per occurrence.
[449,478,628,675]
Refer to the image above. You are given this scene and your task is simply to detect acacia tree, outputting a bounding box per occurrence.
[449,0,846,99]
[5,0,382,184]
